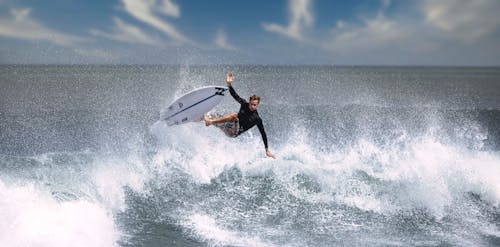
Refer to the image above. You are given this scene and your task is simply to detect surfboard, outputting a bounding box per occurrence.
[161,86,228,126]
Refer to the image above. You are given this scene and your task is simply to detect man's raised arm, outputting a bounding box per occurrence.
[226,72,246,104]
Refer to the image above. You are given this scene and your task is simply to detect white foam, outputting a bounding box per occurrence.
[244,128,500,218]
[323,136,500,216]
[0,181,119,247]
[185,213,275,247]
[151,121,263,183]
[92,154,147,211]
[152,117,500,220]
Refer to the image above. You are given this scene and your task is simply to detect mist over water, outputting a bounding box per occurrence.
[1,65,499,246]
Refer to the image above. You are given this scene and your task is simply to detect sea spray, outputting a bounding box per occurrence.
[0,181,118,247]
[2,65,499,246]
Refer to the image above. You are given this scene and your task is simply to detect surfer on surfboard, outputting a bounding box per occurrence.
[204,72,276,159]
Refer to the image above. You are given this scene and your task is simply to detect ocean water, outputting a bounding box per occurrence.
[1,65,499,246]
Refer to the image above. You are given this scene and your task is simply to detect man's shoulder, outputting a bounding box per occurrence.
[254,111,262,119]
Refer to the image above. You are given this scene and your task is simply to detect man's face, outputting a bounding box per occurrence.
[249,99,259,111]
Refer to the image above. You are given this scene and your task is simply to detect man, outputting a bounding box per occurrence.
[204,72,276,159]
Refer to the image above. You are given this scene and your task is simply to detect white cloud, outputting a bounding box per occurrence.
[326,14,409,53]
[214,28,236,50]
[158,0,180,18]
[263,0,314,42]
[0,8,81,46]
[121,0,192,44]
[90,17,163,46]
[421,0,500,43]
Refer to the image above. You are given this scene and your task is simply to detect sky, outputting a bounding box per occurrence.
[1,0,499,65]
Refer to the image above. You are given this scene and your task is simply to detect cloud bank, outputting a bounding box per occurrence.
[262,0,500,64]
[0,8,81,46]
[421,0,500,43]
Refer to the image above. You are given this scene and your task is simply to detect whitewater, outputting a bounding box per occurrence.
[1,65,499,246]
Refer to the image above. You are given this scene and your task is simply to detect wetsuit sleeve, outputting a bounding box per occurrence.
[257,120,269,149]
[229,85,247,105]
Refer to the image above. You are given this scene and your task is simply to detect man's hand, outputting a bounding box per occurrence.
[226,72,234,86]
[266,149,276,159]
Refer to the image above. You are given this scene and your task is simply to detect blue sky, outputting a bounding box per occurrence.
[1,0,499,65]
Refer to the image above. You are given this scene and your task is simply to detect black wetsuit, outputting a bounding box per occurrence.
[229,85,269,149]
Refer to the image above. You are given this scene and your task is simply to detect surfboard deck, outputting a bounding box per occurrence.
[160,86,228,126]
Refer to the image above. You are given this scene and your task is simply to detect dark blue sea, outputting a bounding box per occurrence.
[1,65,499,246]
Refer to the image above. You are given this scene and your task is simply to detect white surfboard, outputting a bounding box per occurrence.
[160,86,228,126]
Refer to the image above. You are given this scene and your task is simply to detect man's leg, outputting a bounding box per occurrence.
[204,113,237,126]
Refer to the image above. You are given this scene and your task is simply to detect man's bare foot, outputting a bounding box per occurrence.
[203,115,212,126]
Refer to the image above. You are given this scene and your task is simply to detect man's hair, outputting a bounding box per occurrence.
[249,95,260,102]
